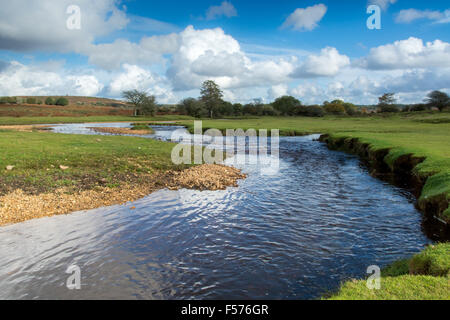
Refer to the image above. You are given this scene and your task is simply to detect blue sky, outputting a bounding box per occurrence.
[0,0,449,104]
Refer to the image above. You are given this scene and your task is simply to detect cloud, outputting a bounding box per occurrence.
[281,4,327,31]
[356,37,450,70]
[0,61,103,96]
[291,47,350,78]
[368,0,397,11]
[205,1,237,20]
[396,9,448,24]
[167,26,296,91]
[0,0,128,52]
[108,64,158,96]
[268,84,289,100]
[0,61,11,72]
[83,33,179,70]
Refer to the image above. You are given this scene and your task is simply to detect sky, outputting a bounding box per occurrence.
[0,0,449,105]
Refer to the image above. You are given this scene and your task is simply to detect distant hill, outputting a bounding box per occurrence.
[0,96,134,117]
[14,96,130,107]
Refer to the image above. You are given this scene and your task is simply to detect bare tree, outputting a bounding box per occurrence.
[123,90,156,116]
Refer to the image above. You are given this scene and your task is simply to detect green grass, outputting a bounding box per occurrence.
[131,123,154,133]
[328,275,449,300]
[0,130,190,195]
[178,112,450,221]
[329,244,450,300]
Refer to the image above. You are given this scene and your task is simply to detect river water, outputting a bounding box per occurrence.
[0,123,431,299]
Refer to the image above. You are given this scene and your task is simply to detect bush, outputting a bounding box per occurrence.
[37,100,42,105]
[261,105,277,116]
[55,97,69,106]
[343,103,358,116]
[324,103,346,115]
[45,97,55,105]
[410,104,429,112]
[306,105,325,117]
[0,97,8,104]
[26,97,36,104]
[272,96,301,115]
[379,104,400,113]
[7,97,17,104]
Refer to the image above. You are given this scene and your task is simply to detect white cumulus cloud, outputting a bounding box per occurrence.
[205,1,238,20]
[396,9,448,24]
[356,37,450,70]
[0,0,128,52]
[292,47,350,78]
[0,61,103,96]
[281,4,327,31]
[368,0,397,11]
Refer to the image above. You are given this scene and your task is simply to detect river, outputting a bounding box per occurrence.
[0,123,431,299]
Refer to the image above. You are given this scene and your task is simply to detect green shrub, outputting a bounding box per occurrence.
[379,105,400,113]
[7,97,17,104]
[45,97,55,105]
[410,104,429,112]
[55,97,69,106]
[26,97,36,104]
[324,103,346,115]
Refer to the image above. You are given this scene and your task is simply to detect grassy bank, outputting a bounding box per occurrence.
[328,243,449,300]
[176,113,449,300]
[178,112,450,222]
[0,130,188,196]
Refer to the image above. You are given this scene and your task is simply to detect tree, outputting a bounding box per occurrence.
[200,80,223,118]
[178,98,205,118]
[45,97,55,105]
[425,90,450,112]
[323,100,346,115]
[55,97,69,106]
[343,102,358,116]
[272,96,301,115]
[378,93,399,113]
[123,90,156,116]
[379,93,396,105]
[233,103,243,116]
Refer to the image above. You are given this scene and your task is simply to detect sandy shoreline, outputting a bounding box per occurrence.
[0,164,246,227]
